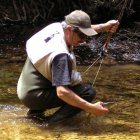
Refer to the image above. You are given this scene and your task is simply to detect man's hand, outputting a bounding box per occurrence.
[56,86,109,117]
[103,20,119,33]
[88,101,109,116]
[91,20,119,33]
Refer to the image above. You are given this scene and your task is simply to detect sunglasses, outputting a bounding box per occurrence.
[73,28,87,40]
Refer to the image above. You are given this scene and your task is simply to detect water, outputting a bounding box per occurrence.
[0,62,140,140]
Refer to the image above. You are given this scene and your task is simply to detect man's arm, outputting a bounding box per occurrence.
[56,85,108,116]
[52,54,108,116]
[91,20,119,33]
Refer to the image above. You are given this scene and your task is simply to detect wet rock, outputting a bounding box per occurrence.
[123,54,140,63]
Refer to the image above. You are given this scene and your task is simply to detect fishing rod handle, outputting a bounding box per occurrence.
[103,32,113,50]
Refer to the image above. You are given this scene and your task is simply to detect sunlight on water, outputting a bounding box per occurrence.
[0,63,140,140]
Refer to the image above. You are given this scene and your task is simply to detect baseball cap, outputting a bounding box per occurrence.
[65,10,97,36]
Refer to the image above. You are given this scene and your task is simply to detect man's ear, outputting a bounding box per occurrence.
[65,26,73,36]
[66,25,72,31]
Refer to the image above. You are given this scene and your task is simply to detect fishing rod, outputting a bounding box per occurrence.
[102,0,129,53]
[83,0,129,86]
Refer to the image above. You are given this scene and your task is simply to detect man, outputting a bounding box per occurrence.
[17,10,119,124]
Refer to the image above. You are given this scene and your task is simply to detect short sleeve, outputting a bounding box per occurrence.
[51,54,72,86]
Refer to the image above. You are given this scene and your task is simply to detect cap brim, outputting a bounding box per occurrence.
[79,27,98,36]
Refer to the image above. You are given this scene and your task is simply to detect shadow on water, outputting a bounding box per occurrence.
[0,61,140,140]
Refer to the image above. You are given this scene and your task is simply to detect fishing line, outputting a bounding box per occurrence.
[92,57,103,86]
[82,53,103,86]
[82,54,102,75]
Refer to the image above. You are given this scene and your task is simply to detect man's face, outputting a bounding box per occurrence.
[72,28,87,46]
[65,27,87,47]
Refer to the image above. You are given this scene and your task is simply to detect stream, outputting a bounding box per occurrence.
[0,60,140,140]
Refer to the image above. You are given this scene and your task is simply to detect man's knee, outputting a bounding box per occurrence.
[86,85,96,101]
[78,84,96,102]
[70,84,96,102]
